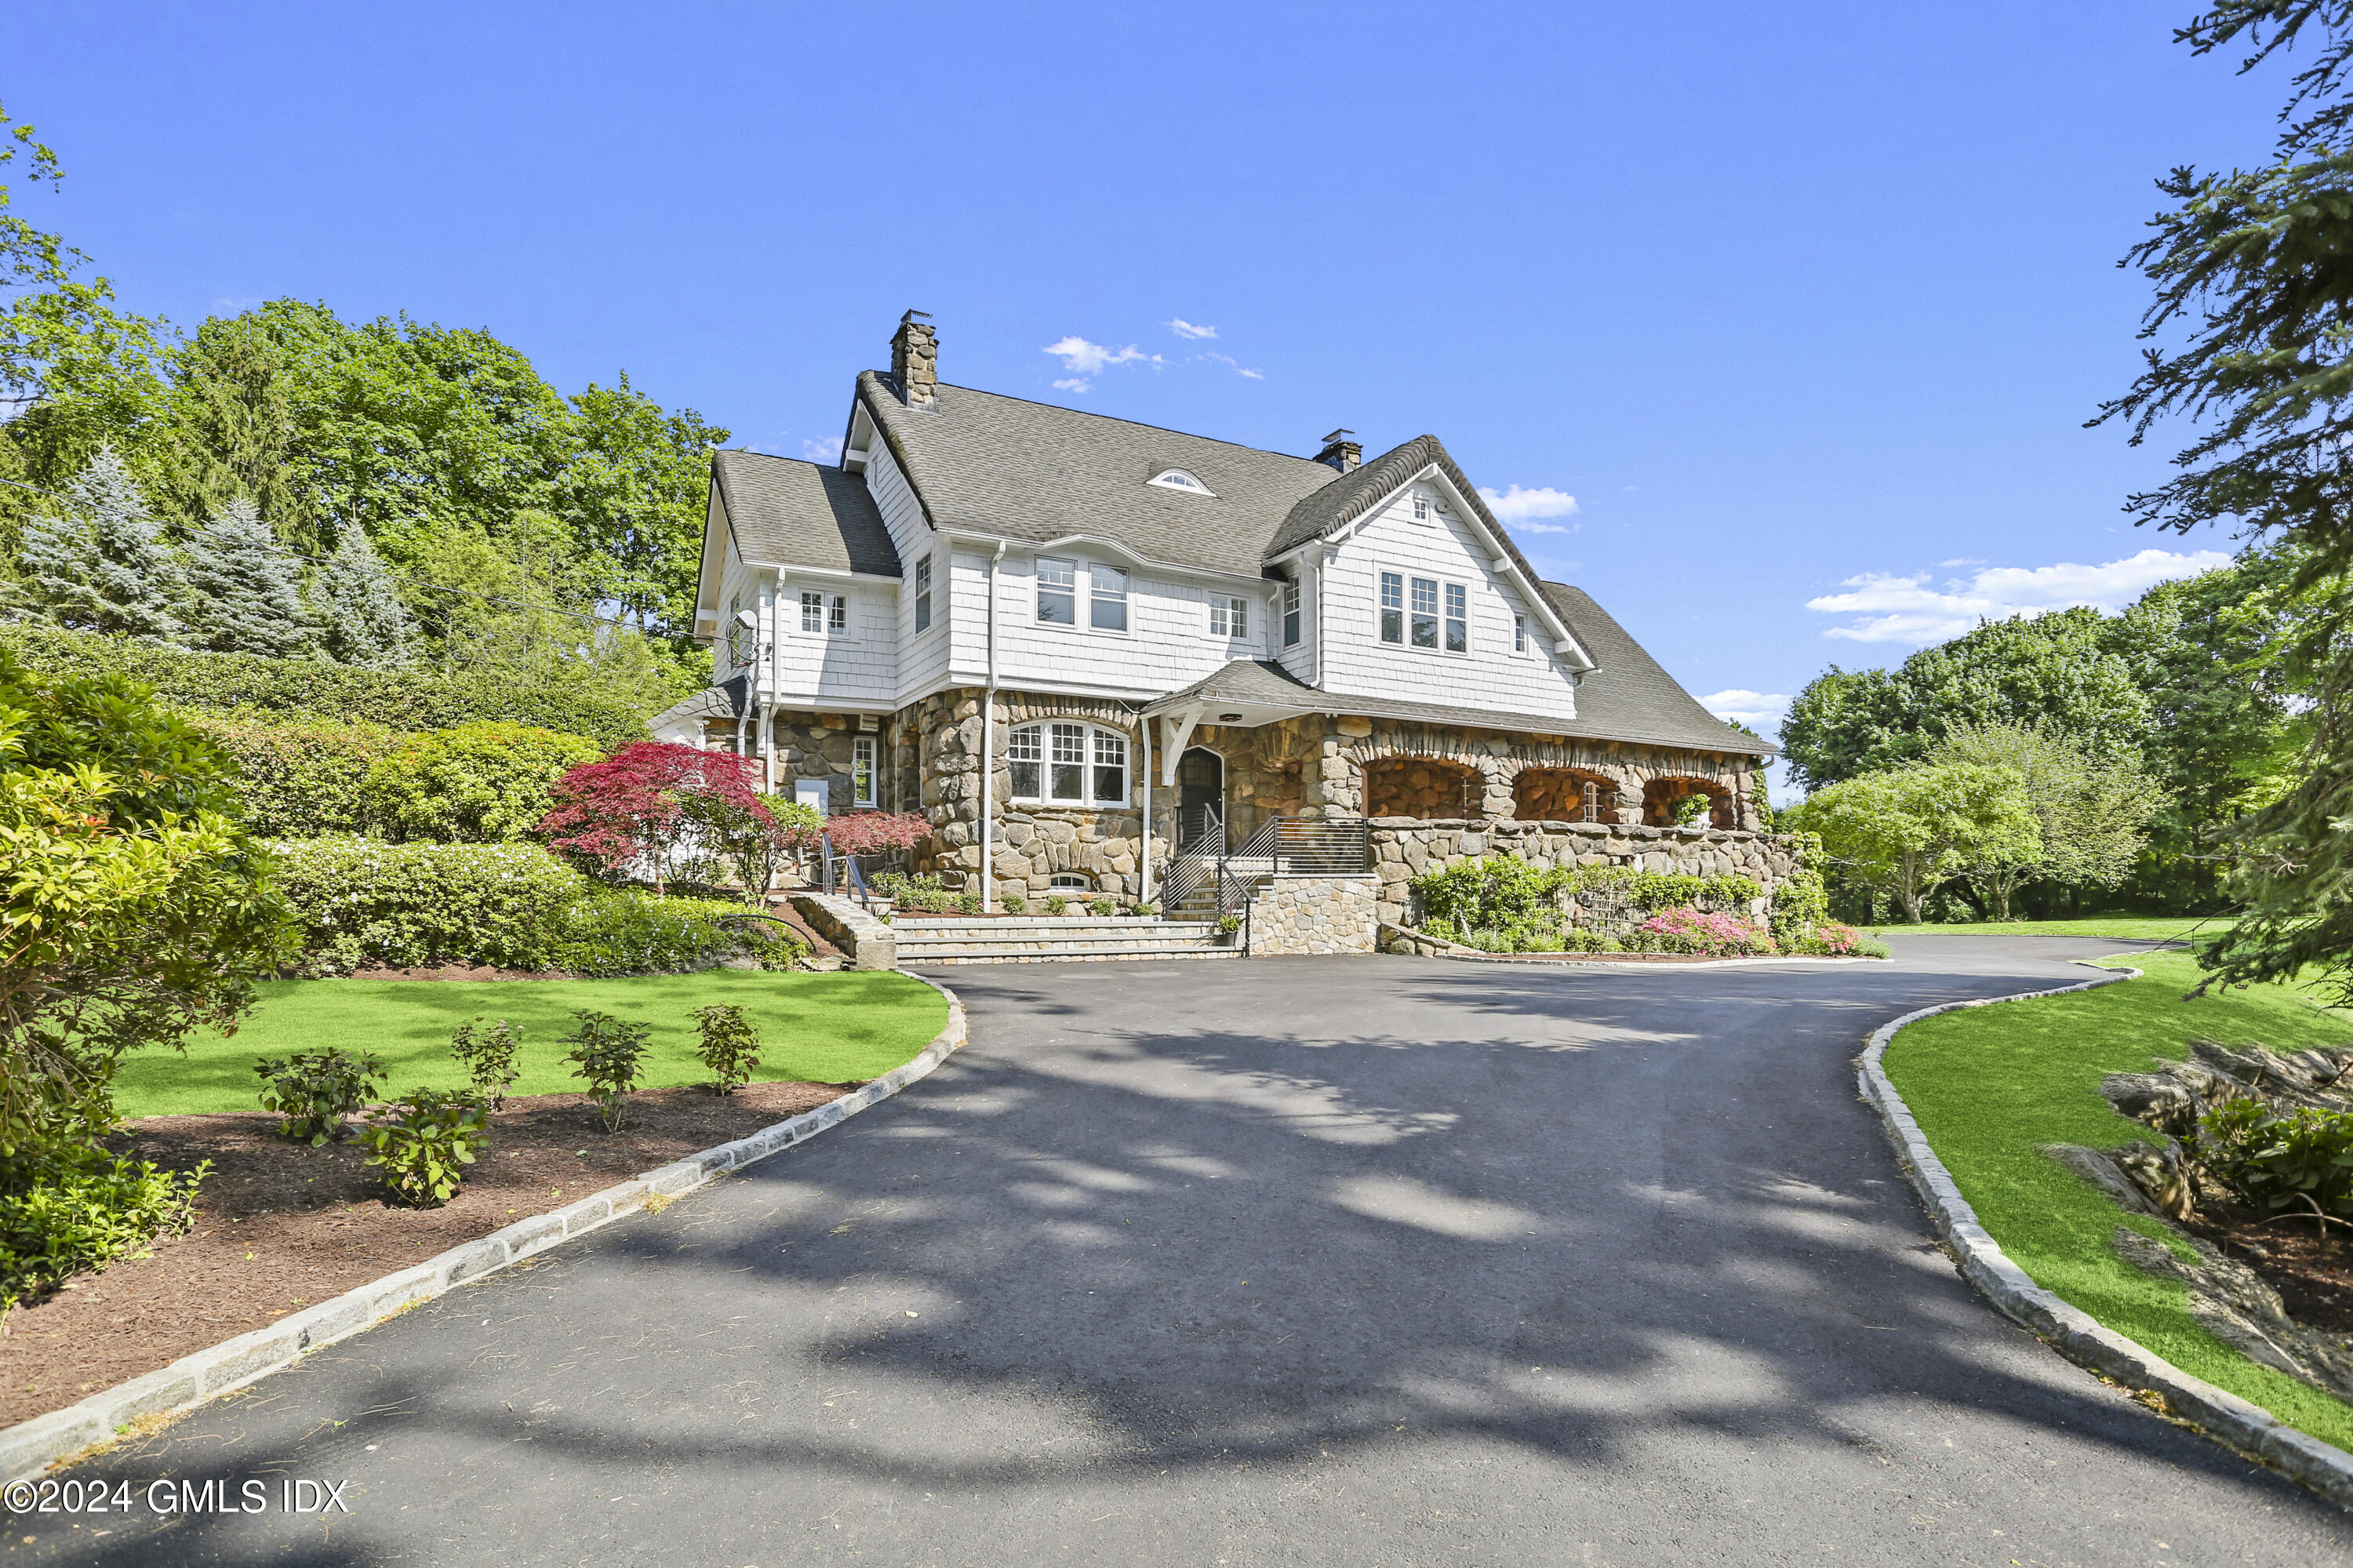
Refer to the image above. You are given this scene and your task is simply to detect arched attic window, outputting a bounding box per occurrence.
[1147,467,1214,496]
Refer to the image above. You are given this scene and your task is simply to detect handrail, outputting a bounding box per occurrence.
[1160,815,1372,929]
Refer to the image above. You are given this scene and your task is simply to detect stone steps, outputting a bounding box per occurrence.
[890,916,1235,965]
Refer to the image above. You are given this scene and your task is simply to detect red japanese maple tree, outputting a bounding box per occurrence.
[818,810,932,856]
[539,742,769,893]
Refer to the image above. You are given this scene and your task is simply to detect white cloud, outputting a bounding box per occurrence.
[1238,366,1264,380]
[1042,336,1160,378]
[1698,689,1792,732]
[802,435,843,463]
[1167,318,1218,340]
[1806,548,2235,644]
[1479,485,1580,533]
[1052,377,1093,393]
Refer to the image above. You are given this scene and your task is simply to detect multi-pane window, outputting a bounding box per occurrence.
[1282,580,1301,647]
[1008,724,1043,798]
[852,737,877,807]
[1412,495,1431,522]
[1445,583,1467,653]
[1209,595,1247,638]
[1091,564,1129,631]
[725,596,753,667]
[1513,613,1527,653]
[1409,577,1440,649]
[801,591,847,634]
[913,555,932,632]
[1380,572,1405,643]
[1037,558,1076,624]
[1009,722,1129,806]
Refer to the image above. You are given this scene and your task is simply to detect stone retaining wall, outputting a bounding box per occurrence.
[1249,875,1380,955]
[1370,819,1801,929]
[789,892,896,970]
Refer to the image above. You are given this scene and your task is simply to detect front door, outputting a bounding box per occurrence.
[1176,748,1224,849]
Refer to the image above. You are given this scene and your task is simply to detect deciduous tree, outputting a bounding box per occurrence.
[1780,762,2040,926]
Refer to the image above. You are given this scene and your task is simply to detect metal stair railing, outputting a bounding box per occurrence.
[1158,809,1224,912]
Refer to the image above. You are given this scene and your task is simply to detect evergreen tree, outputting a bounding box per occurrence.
[309,523,416,669]
[180,497,312,657]
[10,445,183,640]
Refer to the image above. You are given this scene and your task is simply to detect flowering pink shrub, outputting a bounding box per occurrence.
[1633,906,1778,957]
[539,742,769,890]
[1809,920,1865,955]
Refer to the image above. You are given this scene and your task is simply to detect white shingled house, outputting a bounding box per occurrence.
[653,311,1781,957]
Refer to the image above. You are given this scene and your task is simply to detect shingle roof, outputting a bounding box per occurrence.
[712,449,900,577]
[1540,583,1776,756]
[857,372,1341,577]
[649,674,751,730]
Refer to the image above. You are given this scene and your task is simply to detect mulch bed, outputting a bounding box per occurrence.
[2181,1206,2353,1337]
[0,1080,851,1432]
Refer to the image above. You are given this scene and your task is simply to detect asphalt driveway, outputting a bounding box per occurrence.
[27,938,2353,1565]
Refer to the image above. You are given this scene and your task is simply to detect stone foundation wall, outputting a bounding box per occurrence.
[1249,876,1380,955]
[1370,819,1800,929]
[766,711,889,810]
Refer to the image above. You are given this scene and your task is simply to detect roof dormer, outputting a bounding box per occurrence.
[1147,467,1214,496]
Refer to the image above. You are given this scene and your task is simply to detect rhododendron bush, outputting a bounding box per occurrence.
[1630,907,1778,957]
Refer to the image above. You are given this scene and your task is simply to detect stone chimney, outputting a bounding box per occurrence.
[890,311,938,407]
[1314,428,1361,473]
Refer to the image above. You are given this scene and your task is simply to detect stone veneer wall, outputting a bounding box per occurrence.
[1370,819,1800,929]
[1249,876,1380,955]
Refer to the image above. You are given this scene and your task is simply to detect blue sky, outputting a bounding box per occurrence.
[3,1,2283,790]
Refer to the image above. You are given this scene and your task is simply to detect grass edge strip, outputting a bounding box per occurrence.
[1857,961,2353,1508]
[0,969,969,1486]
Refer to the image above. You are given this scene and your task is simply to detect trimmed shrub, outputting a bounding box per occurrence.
[1626,907,1778,957]
[360,1088,490,1206]
[550,892,748,977]
[193,711,403,837]
[364,721,600,843]
[269,837,586,973]
[0,622,650,750]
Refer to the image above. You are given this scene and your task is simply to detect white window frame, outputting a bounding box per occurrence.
[852,736,877,807]
[1380,568,1469,656]
[1006,721,1130,807]
[913,555,933,634]
[1512,612,1527,654]
[1089,563,1129,633]
[1411,495,1431,522]
[1282,580,1301,647]
[1036,557,1076,626]
[801,590,848,636]
[1209,594,1247,639]
[1147,468,1214,496]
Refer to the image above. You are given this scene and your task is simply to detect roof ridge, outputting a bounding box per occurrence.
[860,369,1341,471]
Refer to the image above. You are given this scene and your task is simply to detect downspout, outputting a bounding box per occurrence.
[979,540,1006,910]
[1139,704,1154,905]
[762,573,781,794]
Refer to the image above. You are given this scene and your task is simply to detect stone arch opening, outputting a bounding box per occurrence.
[1362,755,1482,820]
[1642,776,1735,829]
[1511,767,1620,824]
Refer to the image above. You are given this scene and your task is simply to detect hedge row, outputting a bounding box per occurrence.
[0,624,653,751]
[267,837,796,977]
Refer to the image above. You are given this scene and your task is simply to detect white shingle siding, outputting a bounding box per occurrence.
[865,449,949,703]
[983,552,1272,697]
[767,580,896,706]
[1318,483,1579,717]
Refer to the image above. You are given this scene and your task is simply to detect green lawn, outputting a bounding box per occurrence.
[116,970,949,1120]
[1869,915,2219,942]
[1883,949,2353,1449]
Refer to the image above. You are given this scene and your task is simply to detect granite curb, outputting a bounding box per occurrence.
[1857,959,2353,1509]
[0,970,967,1485]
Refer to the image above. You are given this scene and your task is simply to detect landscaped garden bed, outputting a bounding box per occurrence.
[1882,948,2353,1453]
[0,970,947,1432]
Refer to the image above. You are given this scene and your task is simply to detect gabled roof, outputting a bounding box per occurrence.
[856,372,1340,577]
[1541,583,1775,756]
[712,449,900,577]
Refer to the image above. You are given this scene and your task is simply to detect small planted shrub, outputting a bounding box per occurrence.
[955,893,985,915]
[1087,897,1118,917]
[1217,913,1242,937]
[0,1150,209,1311]
[2198,1101,2353,1223]
[1130,901,1158,918]
[449,1017,523,1108]
[562,1010,651,1130]
[693,1004,763,1095]
[1783,919,1887,959]
[1044,895,1069,917]
[1627,907,1777,958]
[360,1088,491,1206]
[1002,895,1028,915]
[255,1049,387,1144]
